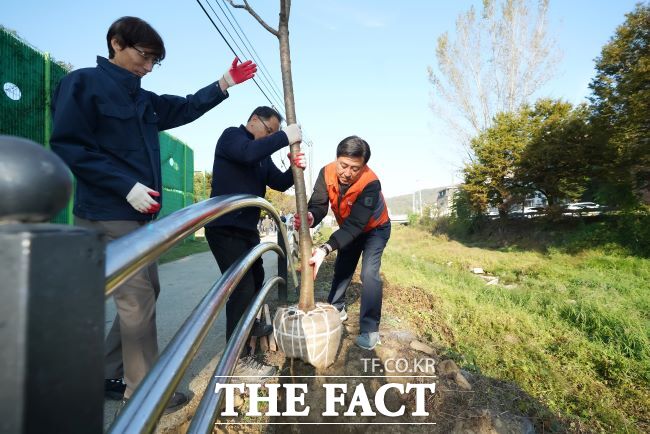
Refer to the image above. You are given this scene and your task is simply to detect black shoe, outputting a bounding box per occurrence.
[115,392,189,418]
[164,392,189,414]
[105,378,126,400]
[251,319,273,337]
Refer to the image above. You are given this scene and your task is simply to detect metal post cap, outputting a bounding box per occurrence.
[0,135,73,223]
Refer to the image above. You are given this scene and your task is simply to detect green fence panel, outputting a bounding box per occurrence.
[185,146,194,203]
[1,28,195,228]
[1,29,45,144]
[160,132,184,191]
[160,189,185,218]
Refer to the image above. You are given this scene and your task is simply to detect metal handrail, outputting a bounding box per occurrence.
[108,242,285,433]
[106,194,298,432]
[105,194,298,297]
[189,276,284,433]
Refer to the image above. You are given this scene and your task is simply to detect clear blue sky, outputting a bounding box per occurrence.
[3,0,640,198]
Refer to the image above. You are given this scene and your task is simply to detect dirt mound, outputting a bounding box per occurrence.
[212,258,557,433]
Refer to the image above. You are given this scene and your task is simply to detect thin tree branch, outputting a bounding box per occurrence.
[228,0,279,37]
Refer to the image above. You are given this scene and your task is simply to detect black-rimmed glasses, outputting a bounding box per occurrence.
[258,116,274,134]
[131,46,162,67]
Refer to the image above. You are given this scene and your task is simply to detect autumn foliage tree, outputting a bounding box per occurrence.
[588,3,649,208]
[264,189,296,215]
[517,100,592,207]
[463,99,591,215]
[463,109,529,216]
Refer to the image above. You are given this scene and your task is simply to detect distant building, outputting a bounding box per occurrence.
[434,185,459,217]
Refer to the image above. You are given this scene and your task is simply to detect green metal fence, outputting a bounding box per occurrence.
[0,27,194,224]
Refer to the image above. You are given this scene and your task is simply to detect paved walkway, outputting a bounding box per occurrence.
[103,245,279,429]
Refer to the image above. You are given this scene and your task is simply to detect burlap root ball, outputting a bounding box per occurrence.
[273,303,342,369]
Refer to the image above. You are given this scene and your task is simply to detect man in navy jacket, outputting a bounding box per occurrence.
[50,16,256,411]
[206,106,303,377]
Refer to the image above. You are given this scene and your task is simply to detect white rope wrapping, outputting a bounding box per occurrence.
[273,303,342,369]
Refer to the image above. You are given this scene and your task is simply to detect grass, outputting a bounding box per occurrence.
[382,225,650,433]
[159,237,211,264]
[313,225,333,244]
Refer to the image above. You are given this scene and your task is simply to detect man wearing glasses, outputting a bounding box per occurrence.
[205,106,303,378]
[50,16,256,413]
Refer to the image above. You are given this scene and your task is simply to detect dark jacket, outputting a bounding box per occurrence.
[308,167,389,251]
[50,56,228,221]
[207,125,294,233]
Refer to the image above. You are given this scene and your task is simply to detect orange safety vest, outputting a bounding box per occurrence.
[324,161,390,232]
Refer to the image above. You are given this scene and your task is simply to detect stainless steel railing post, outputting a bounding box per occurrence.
[188,276,284,433]
[108,242,284,433]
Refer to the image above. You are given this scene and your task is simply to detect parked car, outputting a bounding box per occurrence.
[566,202,602,210]
[523,206,546,218]
[563,202,604,216]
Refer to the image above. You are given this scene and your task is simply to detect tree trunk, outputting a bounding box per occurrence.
[278,5,314,312]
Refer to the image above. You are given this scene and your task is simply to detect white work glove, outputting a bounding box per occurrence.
[126,182,161,214]
[309,246,328,280]
[283,123,302,145]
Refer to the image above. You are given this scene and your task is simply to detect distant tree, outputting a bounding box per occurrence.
[193,171,212,203]
[452,187,481,220]
[589,3,650,207]
[264,189,296,215]
[463,98,592,214]
[463,110,530,216]
[517,99,592,207]
[428,0,559,150]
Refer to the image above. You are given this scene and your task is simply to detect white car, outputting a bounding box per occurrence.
[566,202,602,210]
[564,202,604,216]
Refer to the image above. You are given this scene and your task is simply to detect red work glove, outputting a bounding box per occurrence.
[293,211,314,230]
[222,57,257,88]
[287,152,306,169]
[126,182,161,214]
[147,191,161,213]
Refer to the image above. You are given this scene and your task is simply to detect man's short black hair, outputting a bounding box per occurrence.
[336,136,371,164]
[248,106,283,123]
[107,17,166,61]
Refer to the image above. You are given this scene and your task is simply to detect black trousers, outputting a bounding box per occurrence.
[205,226,264,340]
[328,223,391,333]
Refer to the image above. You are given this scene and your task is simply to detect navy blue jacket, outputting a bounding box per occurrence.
[50,56,228,221]
[207,125,294,232]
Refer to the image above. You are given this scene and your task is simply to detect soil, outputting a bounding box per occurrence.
[212,257,564,434]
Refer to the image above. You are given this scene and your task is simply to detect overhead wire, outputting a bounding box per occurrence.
[202,0,284,112]
[204,0,286,114]
[195,0,283,117]
[196,0,314,180]
[216,0,286,110]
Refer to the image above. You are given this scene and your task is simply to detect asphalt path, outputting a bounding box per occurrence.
[103,236,280,429]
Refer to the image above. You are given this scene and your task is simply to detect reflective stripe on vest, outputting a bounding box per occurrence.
[324,161,390,232]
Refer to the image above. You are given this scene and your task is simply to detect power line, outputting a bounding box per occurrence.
[195,0,283,116]
[205,0,286,114]
[218,0,286,106]
[201,0,284,112]
[196,0,313,183]
[205,0,286,112]
[208,0,284,113]
[214,0,285,103]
